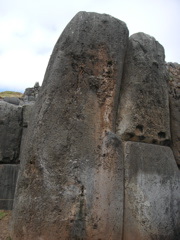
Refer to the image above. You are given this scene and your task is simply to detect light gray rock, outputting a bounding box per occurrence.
[123,141,180,240]
[0,164,19,210]
[3,97,20,105]
[117,33,170,146]
[11,11,128,240]
[0,101,22,163]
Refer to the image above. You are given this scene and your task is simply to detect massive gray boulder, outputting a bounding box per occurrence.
[11,11,129,240]
[0,101,23,164]
[117,33,170,145]
[123,142,180,240]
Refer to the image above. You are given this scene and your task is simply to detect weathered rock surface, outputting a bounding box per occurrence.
[0,164,19,210]
[0,101,23,164]
[117,33,170,145]
[167,62,180,166]
[123,141,180,240]
[11,11,129,240]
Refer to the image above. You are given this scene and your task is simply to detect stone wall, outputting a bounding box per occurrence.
[0,11,179,239]
[0,87,36,209]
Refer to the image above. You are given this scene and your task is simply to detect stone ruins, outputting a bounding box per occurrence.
[0,82,40,210]
[0,11,179,240]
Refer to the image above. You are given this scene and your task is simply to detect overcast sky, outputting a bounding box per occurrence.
[0,0,179,92]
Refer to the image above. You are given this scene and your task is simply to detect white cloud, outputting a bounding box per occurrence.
[0,0,179,92]
[0,49,48,91]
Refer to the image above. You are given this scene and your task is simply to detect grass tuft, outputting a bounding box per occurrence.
[6,237,12,240]
[0,211,7,220]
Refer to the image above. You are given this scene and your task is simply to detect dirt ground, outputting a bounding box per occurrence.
[0,210,12,240]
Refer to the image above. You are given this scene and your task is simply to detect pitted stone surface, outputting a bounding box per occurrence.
[123,142,180,240]
[11,11,128,240]
[117,33,170,145]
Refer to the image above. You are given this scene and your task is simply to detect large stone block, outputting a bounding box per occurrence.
[0,101,23,163]
[11,12,128,240]
[117,33,170,145]
[123,141,180,240]
[0,164,19,210]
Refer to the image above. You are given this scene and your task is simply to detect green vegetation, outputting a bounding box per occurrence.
[0,211,7,220]
[0,91,23,98]
[6,237,12,240]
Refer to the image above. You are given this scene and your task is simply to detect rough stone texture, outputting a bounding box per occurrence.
[11,12,128,240]
[0,101,23,164]
[167,62,180,166]
[0,165,19,210]
[123,141,180,240]
[117,33,170,145]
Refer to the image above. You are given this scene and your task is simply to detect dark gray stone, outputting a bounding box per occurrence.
[0,164,19,210]
[123,141,180,240]
[11,11,128,240]
[0,101,23,163]
[117,33,170,146]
